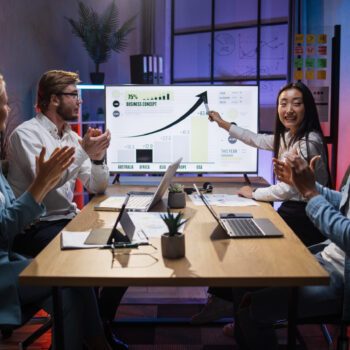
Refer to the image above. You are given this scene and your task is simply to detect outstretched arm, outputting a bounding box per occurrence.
[208,111,232,131]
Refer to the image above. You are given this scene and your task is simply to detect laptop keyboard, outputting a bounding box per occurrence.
[224,218,263,237]
[127,195,152,209]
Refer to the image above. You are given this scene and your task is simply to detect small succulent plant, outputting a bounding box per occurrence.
[169,183,184,193]
[161,209,187,237]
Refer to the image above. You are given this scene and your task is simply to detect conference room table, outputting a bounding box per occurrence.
[19,177,329,350]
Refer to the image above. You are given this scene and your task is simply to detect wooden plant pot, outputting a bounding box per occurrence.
[168,192,186,209]
[161,233,185,259]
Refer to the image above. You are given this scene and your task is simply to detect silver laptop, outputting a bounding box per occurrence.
[193,184,283,238]
[102,157,182,212]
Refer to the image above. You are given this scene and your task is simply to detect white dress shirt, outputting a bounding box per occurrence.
[228,124,329,202]
[7,113,109,221]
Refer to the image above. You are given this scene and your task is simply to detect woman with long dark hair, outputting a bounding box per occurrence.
[191,82,331,329]
[209,81,330,245]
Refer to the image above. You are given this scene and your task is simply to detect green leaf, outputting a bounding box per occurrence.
[65,0,137,71]
[161,209,187,237]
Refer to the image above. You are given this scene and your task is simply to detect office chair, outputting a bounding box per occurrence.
[0,306,52,350]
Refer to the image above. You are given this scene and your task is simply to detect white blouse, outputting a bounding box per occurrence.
[228,124,329,202]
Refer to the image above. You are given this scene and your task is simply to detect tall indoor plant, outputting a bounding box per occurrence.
[66,0,137,84]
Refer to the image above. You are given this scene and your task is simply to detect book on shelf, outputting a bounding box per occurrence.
[147,55,153,84]
[157,56,164,84]
[130,54,149,84]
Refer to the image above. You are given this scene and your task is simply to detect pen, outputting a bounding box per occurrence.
[101,242,139,249]
[140,229,148,241]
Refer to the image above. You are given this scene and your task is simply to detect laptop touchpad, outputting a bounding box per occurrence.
[254,219,283,237]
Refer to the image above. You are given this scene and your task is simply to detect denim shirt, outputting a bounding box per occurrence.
[0,168,45,325]
[306,176,350,320]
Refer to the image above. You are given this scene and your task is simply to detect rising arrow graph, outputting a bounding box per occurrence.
[125,91,208,138]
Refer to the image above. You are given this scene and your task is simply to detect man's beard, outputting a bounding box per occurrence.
[57,105,78,121]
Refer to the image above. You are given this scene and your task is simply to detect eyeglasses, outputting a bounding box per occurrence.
[56,92,80,100]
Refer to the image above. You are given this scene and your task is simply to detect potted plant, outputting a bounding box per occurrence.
[160,209,187,259]
[66,0,137,84]
[168,183,186,209]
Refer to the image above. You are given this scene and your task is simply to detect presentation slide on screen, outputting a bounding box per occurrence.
[105,85,258,173]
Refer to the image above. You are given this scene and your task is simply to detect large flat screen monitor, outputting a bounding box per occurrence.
[105,85,258,173]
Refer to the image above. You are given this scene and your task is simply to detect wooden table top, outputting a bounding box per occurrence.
[19,177,329,288]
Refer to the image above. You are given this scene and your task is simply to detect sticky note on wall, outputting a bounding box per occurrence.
[294,45,304,55]
[317,59,327,68]
[306,58,315,68]
[294,70,303,80]
[306,34,315,44]
[318,46,327,55]
[317,70,326,80]
[305,70,315,80]
[294,58,303,68]
[306,46,315,56]
[295,34,304,44]
[318,34,327,44]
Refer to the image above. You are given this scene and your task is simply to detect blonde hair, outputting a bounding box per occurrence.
[0,74,5,97]
[36,70,81,112]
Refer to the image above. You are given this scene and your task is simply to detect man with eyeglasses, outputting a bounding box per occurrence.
[8,69,110,256]
[7,70,129,349]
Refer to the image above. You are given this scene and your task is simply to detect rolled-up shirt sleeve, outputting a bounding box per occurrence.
[253,182,299,202]
[77,160,109,194]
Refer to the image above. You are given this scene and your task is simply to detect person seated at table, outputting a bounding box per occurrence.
[0,74,116,350]
[191,82,331,325]
[7,69,110,257]
[208,82,330,245]
[221,150,349,348]
[6,69,127,345]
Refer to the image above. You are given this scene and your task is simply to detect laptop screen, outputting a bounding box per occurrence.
[193,184,221,224]
[146,157,182,209]
[108,194,130,243]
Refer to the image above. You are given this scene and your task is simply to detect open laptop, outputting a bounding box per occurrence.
[85,194,148,245]
[95,157,182,212]
[193,184,283,238]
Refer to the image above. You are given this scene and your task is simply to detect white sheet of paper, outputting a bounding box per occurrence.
[189,193,258,207]
[128,212,185,238]
[61,231,103,249]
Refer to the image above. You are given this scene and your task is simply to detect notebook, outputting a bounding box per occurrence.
[193,184,283,238]
[95,157,182,212]
[85,194,148,245]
